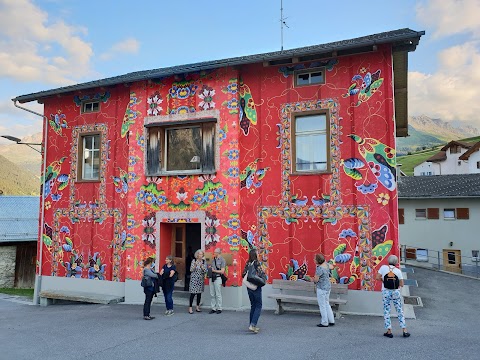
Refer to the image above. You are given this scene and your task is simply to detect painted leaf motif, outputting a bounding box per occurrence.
[42,234,52,246]
[330,267,340,282]
[65,237,73,246]
[343,158,365,169]
[372,239,393,258]
[334,253,352,263]
[58,180,69,191]
[343,167,362,180]
[370,78,383,92]
[333,244,347,257]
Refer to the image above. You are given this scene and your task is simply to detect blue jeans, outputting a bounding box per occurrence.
[143,288,154,317]
[164,287,174,310]
[247,287,262,326]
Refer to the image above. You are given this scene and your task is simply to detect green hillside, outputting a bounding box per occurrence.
[396,125,444,155]
[0,154,39,195]
[397,135,480,176]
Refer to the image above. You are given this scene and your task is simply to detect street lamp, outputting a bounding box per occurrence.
[1,135,42,154]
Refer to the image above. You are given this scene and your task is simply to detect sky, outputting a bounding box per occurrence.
[1,0,480,144]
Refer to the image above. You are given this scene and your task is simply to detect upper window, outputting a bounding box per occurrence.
[146,120,216,176]
[293,112,329,173]
[444,208,456,219]
[415,209,426,219]
[82,101,100,114]
[477,161,480,169]
[79,134,100,181]
[294,68,325,87]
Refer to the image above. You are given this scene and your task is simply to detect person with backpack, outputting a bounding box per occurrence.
[142,257,158,320]
[160,255,177,316]
[242,249,266,333]
[376,255,411,338]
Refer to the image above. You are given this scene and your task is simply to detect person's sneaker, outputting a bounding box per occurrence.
[329,323,335,326]
[165,310,174,316]
[384,332,393,338]
[317,324,328,327]
[216,310,222,314]
[248,325,256,332]
[149,316,155,320]
[165,310,169,315]
[144,316,153,320]
[209,310,216,314]
[403,332,411,338]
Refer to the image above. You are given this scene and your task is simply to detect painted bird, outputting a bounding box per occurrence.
[349,134,396,191]
[41,157,67,198]
[238,83,258,136]
[49,112,68,135]
[113,169,128,194]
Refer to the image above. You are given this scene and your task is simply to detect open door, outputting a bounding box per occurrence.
[172,224,186,285]
[443,249,462,274]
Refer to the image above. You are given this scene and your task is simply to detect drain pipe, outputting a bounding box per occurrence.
[13,100,48,305]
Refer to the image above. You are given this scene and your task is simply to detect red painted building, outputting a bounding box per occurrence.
[15,29,423,310]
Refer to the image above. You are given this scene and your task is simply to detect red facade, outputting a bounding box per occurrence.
[39,43,399,292]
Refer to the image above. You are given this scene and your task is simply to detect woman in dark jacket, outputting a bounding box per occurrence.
[142,257,158,320]
[242,249,266,333]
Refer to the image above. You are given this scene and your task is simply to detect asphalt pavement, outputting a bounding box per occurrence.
[0,267,479,360]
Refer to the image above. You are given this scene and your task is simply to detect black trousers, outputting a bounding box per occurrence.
[189,293,202,307]
[143,289,155,316]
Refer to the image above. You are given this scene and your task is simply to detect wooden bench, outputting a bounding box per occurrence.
[268,279,348,316]
[39,290,124,306]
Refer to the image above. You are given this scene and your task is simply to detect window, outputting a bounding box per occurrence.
[398,208,404,224]
[146,120,216,175]
[292,112,329,173]
[426,171,433,176]
[444,208,456,219]
[79,134,100,180]
[472,250,479,258]
[427,208,439,219]
[456,208,469,220]
[458,161,461,166]
[477,161,480,169]
[447,251,456,264]
[294,68,325,87]
[420,172,425,176]
[81,101,100,113]
[451,145,460,154]
[415,209,426,219]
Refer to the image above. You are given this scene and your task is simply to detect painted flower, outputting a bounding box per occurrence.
[128,156,138,167]
[64,255,83,278]
[228,149,239,160]
[227,82,238,94]
[146,176,162,185]
[60,226,70,234]
[205,212,220,246]
[227,167,239,178]
[339,229,357,239]
[142,213,156,248]
[384,147,395,159]
[169,86,178,98]
[156,195,167,206]
[127,217,136,230]
[128,172,138,183]
[145,192,157,205]
[137,135,145,147]
[177,86,191,99]
[198,85,216,110]
[227,218,240,230]
[45,201,51,210]
[226,98,238,110]
[216,188,227,200]
[199,174,216,183]
[136,190,146,202]
[192,194,205,205]
[147,92,163,116]
[176,187,188,201]
[218,129,227,142]
[377,193,390,206]
[88,253,106,280]
[227,234,241,247]
[206,190,218,203]
[356,182,378,195]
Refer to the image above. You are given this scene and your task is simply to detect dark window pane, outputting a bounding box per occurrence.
[166,127,202,171]
[296,73,310,85]
[310,71,324,84]
[175,242,183,258]
[447,252,456,264]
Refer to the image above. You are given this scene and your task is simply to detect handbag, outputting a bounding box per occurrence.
[247,262,266,287]
[141,275,152,288]
[220,273,228,287]
[243,273,257,290]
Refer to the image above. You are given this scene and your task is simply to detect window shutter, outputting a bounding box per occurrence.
[456,208,469,220]
[398,208,405,224]
[146,128,161,175]
[427,208,439,219]
[201,122,215,172]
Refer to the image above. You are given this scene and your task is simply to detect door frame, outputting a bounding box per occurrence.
[442,249,462,274]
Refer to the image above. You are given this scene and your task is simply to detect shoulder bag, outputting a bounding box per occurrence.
[243,272,258,290]
[247,262,266,287]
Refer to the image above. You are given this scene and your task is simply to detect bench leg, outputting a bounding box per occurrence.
[275,299,285,315]
[40,297,53,307]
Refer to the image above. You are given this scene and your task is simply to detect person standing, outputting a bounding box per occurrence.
[376,255,410,338]
[142,257,158,320]
[188,249,207,314]
[312,253,335,327]
[242,249,266,333]
[160,255,176,316]
[209,248,225,314]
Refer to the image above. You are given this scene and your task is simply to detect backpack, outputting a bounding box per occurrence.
[383,266,400,290]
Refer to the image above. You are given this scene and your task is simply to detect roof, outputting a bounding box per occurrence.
[440,140,473,152]
[459,141,480,160]
[13,28,424,104]
[425,150,447,163]
[425,140,476,162]
[0,196,39,243]
[398,174,480,198]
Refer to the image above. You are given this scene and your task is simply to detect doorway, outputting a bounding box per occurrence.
[171,223,201,288]
[443,249,462,273]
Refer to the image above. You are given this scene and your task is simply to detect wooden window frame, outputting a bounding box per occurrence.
[145,119,217,176]
[456,208,469,220]
[81,101,100,114]
[294,67,326,87]
[77,132,101,182]
[398,208,405,224]
[427,208,439,219]
[415,208,426,219]
[291,110,331,175]
[443,208,456,220]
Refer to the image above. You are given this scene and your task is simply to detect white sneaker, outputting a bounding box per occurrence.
[165,310,169,315]
[166,310,174,316]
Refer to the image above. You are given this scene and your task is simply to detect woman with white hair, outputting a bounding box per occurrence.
[188,249,207,314]
[376,255,411,338]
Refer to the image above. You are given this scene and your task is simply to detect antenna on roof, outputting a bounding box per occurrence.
[280,0,289,51]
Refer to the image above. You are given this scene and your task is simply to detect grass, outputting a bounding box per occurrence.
[0,288,34,298]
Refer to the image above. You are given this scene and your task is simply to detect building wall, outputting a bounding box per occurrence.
[0,245,16,288]
[467,151,480,174]
[413,161,439,176]
[399,198,480,262]
[440,149,469,175]
[38,45,400,294]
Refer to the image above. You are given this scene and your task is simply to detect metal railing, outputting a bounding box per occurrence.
[400,245,480,279]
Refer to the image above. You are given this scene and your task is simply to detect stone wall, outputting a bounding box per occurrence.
[0,246,16,288]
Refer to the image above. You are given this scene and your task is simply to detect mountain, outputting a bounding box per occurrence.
[0,154,39,195]
[0,132,42,175]
[396,125,444,155]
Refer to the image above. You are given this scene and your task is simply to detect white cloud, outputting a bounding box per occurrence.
[100,38,140,61]
[0,0,93,85]
[416,0,480,39]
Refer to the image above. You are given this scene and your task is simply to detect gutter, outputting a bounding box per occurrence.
[13,100,48,305]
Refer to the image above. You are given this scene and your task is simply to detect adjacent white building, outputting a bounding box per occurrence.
[413,140,480,176]
[398,174,480,276]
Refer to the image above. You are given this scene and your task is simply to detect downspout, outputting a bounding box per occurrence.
[13,100,48,305]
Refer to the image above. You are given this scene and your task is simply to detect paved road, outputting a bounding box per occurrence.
[1,267,478,360]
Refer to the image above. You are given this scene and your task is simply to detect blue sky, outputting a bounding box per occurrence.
[1,0,479,143]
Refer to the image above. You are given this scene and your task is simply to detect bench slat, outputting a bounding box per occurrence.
[268,294,348,305]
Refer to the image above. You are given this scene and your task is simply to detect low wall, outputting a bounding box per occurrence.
[0,245,16,288]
